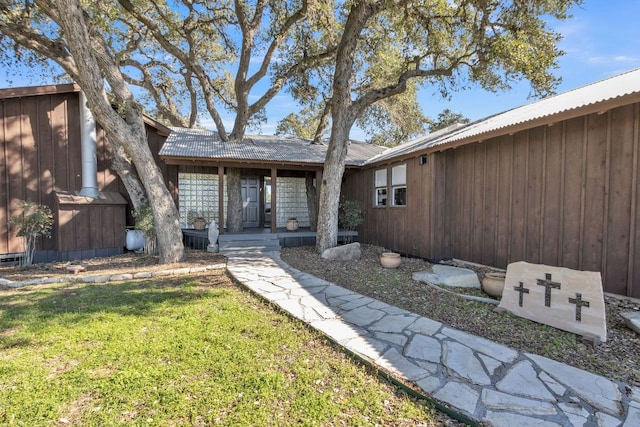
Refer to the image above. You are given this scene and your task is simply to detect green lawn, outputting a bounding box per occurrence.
[0,271,444,426]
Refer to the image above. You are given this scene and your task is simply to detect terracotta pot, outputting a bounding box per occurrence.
[193,217,207,230]
[482,272,506,298]
[286,218,298,231]
[380,252,401,269]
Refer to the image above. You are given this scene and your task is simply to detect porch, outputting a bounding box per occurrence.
[182,227,358,253]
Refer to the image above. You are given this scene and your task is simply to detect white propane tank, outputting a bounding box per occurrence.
[125,229,145,251]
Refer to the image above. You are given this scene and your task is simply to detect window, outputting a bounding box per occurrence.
[374,169,387,206]
[178,173,224,227]
[391,164,406,206]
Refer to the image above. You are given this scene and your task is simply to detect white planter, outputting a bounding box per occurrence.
[125,229,146,251]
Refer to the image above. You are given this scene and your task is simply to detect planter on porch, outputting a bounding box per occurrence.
[193,217,207,230]
[286,217,298,231]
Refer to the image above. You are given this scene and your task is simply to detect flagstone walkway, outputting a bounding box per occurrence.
[226,251,640,427]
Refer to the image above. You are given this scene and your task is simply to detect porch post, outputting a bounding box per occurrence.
[271,167,277,233]
[316,168,322,216]
[218,166,224,234]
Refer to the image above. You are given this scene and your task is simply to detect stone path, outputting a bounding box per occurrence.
[226,252,640,427]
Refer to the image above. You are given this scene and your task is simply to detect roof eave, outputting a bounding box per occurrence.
[430,91,640,153]
[161,155,327,169]
[0,83,80,99]
[363,91,640,168]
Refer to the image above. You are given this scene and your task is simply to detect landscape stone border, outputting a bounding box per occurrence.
[0,263,227,288]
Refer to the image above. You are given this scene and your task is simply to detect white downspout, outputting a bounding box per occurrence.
[78,91,100,199]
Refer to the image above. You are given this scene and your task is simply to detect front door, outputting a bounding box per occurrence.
[241,177,260,228]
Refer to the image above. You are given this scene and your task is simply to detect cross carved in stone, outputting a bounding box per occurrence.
[568,293,590,322]
[536,273,561,307]
[513,281,530,307]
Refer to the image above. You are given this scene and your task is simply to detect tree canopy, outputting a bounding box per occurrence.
[1,0,581,255]
[314,0,581,252]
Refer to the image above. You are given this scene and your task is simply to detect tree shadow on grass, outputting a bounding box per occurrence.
[0,271,232,350]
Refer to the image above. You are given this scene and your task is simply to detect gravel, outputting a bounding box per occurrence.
[281,244,640,388]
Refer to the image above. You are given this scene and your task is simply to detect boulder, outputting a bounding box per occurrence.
[498,261,607,343]
[413,264,480,288]
[321,242,361,261]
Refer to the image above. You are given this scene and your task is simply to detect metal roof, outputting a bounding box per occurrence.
[367,67,640,165]
[364,123,468,164]
[159,127,385,166]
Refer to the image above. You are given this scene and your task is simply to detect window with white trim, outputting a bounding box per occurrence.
[391,164,406,206]
[374,169,387,206]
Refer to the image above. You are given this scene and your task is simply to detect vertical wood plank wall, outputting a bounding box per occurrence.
[343,102,640,298]
[0,91,81,254]
[1,90,170,256]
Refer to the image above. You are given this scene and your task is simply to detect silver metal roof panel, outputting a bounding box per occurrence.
[159,128,384,166]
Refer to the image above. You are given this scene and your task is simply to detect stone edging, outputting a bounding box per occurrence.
[0,262,227,289]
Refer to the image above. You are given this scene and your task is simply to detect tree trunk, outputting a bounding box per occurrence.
[315,1,368,253]
[52,0,185,264]
[305,172,318,231]
[316,122,351,253]
[226,167,244,232]
[111,144,147,209]
[123,121,185,263]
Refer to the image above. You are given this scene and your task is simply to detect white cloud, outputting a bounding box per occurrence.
[614,55,639,62]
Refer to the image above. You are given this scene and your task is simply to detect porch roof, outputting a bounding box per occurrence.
[159,127,385,166]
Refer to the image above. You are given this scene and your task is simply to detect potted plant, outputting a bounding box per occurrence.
[9,200,53,266]
[193,216,207,230]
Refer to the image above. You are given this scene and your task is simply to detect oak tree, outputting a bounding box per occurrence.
[0,0,185,263]
[315,0,580,252]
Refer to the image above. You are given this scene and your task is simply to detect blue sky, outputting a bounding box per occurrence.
[256,0,640,139]
[411,1,640,127]
[2,1,640,140]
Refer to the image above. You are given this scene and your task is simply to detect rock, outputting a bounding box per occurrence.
[620,311,640,335]
[321,242,361,261]
[498,262,607,343]
[66,265,86,274]
[412,265,480,288]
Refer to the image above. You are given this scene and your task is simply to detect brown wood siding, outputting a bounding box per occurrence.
[1,89,170,258]
[344,101,640,297]
[1,91,81,254]
[56,194,127,252]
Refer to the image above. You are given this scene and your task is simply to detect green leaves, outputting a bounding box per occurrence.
[9,200,53,240]
[8,200,54,266]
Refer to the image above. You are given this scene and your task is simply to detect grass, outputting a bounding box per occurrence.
[0,270,445,426]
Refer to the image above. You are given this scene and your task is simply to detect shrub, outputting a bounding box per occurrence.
[133,204,157,255]
[339,199,363,243]
[9,201,53,266]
